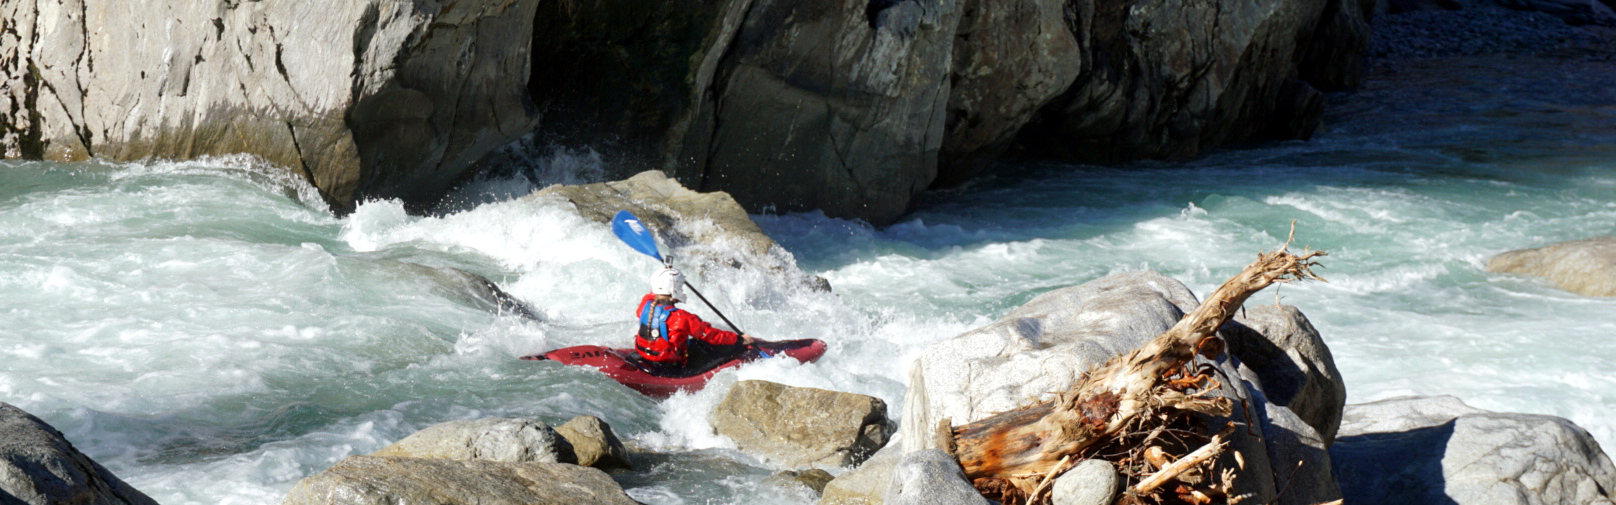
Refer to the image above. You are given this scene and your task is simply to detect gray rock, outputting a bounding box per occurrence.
[1,0,540,214]
[1223,304,1347,446]
[532,170,829,292]
[370,418,576,464]
[902,271,1200,451]
[1332,396,1616,505]
[281,455,639,505]
[1050,459,1118,505]
[1487,236,1616,297]
[710,380,892,468]
[554,416,630,471]
[0,403,157,505]
[766,469,836,496]
[1259,401,1342,505]
[883,449,991,505]
[818,443,904,505]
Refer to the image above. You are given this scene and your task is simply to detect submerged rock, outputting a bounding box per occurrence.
[1,0,540,213]
[370,418,576,464]
[281,456,638,505]
[1487,235,1616,297]
[0,403,158,505]
[532,170,829,292]
[710,380,893,468]
[1332,395,1616,505]
[765,469,836,497]
[554,415,631,470]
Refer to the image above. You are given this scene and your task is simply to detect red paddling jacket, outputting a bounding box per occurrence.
[634,294,740,364]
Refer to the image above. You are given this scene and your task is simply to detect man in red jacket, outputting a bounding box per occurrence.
[634,268,756,377]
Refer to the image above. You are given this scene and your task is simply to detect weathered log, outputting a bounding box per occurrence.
[949,237,1325,501]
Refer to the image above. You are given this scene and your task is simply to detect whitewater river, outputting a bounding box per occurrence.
[2,55,1614,504]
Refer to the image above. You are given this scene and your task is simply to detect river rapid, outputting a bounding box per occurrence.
[2,54,1614,504]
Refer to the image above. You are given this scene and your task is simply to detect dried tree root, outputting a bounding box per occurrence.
[949,234,1325,503]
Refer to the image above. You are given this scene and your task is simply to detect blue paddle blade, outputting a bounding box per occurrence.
[611,210,664,262]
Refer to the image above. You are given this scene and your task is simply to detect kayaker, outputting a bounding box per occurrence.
[633,267,757,377]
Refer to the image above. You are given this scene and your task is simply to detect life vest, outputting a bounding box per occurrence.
[635,299,682,362]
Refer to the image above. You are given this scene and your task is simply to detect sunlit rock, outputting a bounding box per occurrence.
[1050,459,1118,505]
[1488,236,1616,297]
[532,170,829,291]
[0,403,158,505]
[883,449,990,505]
[1332,395,1616,504]
[554,415,630,470]
[818,444,904,505]
[281,456,637,505]
[710,380,893,468]
[370,418,576,464]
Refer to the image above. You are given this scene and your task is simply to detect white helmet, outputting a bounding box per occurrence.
[649,267,686,302]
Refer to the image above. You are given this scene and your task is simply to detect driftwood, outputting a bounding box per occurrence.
[945,236,1325,504]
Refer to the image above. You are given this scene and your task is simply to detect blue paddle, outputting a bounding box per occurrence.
[611,211,747,336]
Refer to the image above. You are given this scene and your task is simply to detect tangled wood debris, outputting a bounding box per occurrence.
[940,230,1326,505]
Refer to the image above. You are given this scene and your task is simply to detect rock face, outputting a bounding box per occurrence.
[1487,236,1616,297]
[710,380,893,468]
[529,0,1369,225]
[553,415,630,470]
[0,403,158,505]
[1331,396,1616,504]
[532,170,829,291]
[370,418,576,464]
[1223,304,1347,445]
[281,456,639,505]
[1,0,540,213]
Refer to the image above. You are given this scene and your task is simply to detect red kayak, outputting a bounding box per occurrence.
[521,339,827,398]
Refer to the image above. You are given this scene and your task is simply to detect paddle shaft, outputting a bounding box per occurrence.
[683,281,745,336]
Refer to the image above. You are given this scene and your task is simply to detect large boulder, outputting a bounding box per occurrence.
[901,271,1200,451]
[0,0,540,213]
[370,418,576,464]
[281,456,639,505]
[0,403,158,505]
[1223,303,1347,445]
[710,380,893,468]
[1487,236,1616,297]
[531,170,828,292]
[1331,396,1616,504]
[553,415,631,470]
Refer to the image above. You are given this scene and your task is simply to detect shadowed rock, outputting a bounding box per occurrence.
[554,415,630,470]
[280,456,639,505]
[1223,304,1347,445]
[0,403,157,505]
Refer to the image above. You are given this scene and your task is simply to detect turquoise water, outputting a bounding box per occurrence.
[2,55,1614,504]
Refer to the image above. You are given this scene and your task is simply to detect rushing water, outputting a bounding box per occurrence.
[2,55,1614,504]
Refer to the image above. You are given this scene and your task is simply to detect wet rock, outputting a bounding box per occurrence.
[0,403,158,505]
[1487,235,1616,297]
[902,271,1200,451]
[1331,395,1616,504]
[409,264,541,320]
[710,380,893,468]
[1,0,540,213]
[1050,459,1118,505]
[1223,304,1347,445]
[554,415,630,470]
[883,449,991,505]
[532,170,829,292]
[818,443,904,505]
[370,418,576,464]
[766,469,836,496]
[280,455,638,505]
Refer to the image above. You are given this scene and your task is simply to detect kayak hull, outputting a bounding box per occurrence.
[521,339,827,398]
